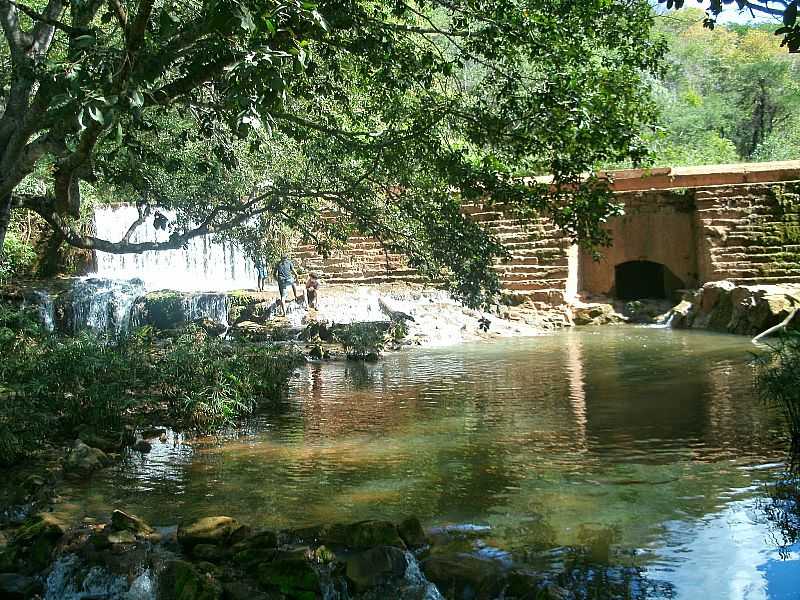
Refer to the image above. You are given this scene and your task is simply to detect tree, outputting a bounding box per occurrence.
[0,0,662,304]
[658,0,800,52]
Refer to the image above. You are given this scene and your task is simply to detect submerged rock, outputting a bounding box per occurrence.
[177,516,240,549]
[64,439,112,476]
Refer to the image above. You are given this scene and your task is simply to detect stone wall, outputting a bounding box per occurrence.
[291,161,800,304]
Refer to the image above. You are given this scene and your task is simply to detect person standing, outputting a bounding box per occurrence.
[305,272,321,309]
[273,255,306,316]
[255,259,267,292]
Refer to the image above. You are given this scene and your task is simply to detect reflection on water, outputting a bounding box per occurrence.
[57,328,800,598]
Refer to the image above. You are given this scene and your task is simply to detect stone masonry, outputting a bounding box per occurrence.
[294,161,800,304]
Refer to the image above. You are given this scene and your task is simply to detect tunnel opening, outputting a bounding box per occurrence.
[614,260,672,300]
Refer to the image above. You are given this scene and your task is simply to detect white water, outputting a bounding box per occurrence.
[93,204,256,291]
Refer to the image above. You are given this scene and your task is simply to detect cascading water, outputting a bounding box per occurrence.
[93,204,256,291]
[184,292,229,327]
[44,555,156,600]
[58,277,146,336]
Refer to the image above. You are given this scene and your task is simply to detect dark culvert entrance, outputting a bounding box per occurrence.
[615,260,668,300]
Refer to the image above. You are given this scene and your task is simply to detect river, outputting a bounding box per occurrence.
[55,327,799,599]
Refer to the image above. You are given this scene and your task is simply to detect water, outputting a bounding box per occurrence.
[58,277,145,335]
[93,204,256,291]
[52,328,799,598]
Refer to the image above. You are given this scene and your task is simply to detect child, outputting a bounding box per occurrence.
[306,272,321,309]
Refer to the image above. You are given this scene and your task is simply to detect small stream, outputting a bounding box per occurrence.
[50,328,799,599]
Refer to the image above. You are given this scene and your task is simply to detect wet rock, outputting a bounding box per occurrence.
[107,529,137,545]
[398,516,428,548]
[345,545,407,591]
[158,559,223,600]
[13,512,67,570]
[64,439,111,476]
[132,439,152,453]
[75,429,120,453]
[111,509,156,539]
[222,580,272,600]
[421,554,505,600]
[0,573,42,599]
[139,427,167,440]
[193,543,223,563]
[177,516,240,549]
[258,558,321,596]
[193,317,227,337]
[327,520,406,549]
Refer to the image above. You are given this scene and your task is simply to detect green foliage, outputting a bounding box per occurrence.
[0,225,37,284]
[646,10,800,166]
[1,0,664,307]
[755,331,800,456]
[0,307,303,465]
[334,322,390,360]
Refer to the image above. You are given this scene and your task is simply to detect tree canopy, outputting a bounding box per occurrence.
[658,0,800,51]
[0,0,662,303]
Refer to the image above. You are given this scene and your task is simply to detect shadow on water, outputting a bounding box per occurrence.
[43,327,800,598]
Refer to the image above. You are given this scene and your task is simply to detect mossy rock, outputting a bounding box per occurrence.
[177,516,240,549]
[111,509,156,539]
[257,558,321,595]
[13,512,67,571]
[134,291,187,329]
[158,560,222,600]
[310,520,406,550]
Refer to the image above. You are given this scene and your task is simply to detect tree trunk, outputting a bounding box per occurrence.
[0,194,12,257]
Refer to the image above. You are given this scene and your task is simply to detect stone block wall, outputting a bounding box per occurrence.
[694,182,800,285]
[292,202,573,304]
[291,161,800,305]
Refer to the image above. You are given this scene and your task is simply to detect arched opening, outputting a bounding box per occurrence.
[614,260,684,300]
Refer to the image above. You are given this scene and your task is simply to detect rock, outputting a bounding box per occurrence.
[421,554,505,600]
[193,543,223,562]
[258,558,321,596]
[177,516,240,549]
[571,303,623,326]
[0,573,42,599]
[668,299,694,329]
[193,317,227,337]
[345,545,407,591]
[107,529,136,545]
[132,439,152,453]
[64,439,111,476]
[111,509,155,538]
[398,516,428,548]
[312,520,406,549]
[222,580,272,600]
[75,429,119,452]
[158,559,223,600]
[13,512,67,570]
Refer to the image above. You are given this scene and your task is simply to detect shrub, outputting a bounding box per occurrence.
[0,232,37,284]
[334,322,390,360]
[0,308,303,465]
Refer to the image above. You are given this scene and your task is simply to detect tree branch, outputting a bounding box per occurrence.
[8,0,75,35]
[0,0,31,55]
[107,0,127,32]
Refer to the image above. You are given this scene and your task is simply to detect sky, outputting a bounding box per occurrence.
[650,1,782,24]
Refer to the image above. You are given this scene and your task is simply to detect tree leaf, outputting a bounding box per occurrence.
[87,105,105,124]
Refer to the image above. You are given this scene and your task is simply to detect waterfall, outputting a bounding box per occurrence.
[58,277,146,336]
[93,204,257,291]
[184,292,229,327]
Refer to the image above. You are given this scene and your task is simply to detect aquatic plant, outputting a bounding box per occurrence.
[755,331,800,459]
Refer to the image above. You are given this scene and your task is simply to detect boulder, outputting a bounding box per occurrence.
[313,520,406,549]
[345,545,408,591]
[110,509,156,539]
[13,512,66,570]
[107,529,137,545]
[258,558,321,596]
[398,517,428,548]
[0,573,42,599]
[421,554,505,600]
[158,560,222,600]
[193,317,227,337]
[177,516,240,549]
[193,543,223,563]
[64,439,111,476]
[571,303,623,326]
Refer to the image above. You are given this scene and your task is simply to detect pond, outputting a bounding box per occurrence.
[58,327,800,599]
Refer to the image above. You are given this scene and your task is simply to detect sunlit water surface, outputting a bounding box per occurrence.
[58,328,799,599]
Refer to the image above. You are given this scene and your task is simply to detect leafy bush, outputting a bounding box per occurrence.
[755,332,800,458]
[0,232,37,284]
[334,322,390,360]
[0,308,303,465]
